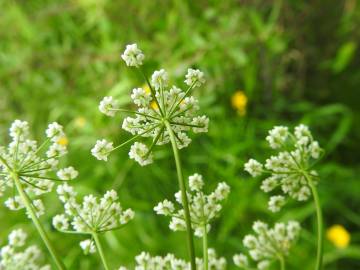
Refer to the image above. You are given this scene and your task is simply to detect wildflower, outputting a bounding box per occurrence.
[99,96,119,117]
[57,136,68,146]
[121,248,226,270]
[151,69,169,90]
[0,229,50,269]
[8,229,27,247]
[231,91,248,116]
[57,166,78,180]
[53,187,134,235]
[268,195,285,212]
[128,142,153,166]
[93,44,209,166]
[184,68,205,87]
[234,220,301,269]
[45,122,65,142]
[326,225,350,248]
[91,139,114,161]
[80,239,96,255]
[121,43,144,67]
[154,173,230,237]
[0,120,77,216]
[244,124,323,212]
[244,159,263,177]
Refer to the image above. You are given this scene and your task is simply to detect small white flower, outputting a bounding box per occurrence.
[266,126,289,149]
[191,115,209,133]
[91,139,114,161]
[233,253,249,268]
[257,260,270,270]
[154,200,175,215]
[244,159,263,177]
[156,174,229,238]
[120,209,135,224]
[237,220,301,269]
[260,176,278,193]
[57,166,78,180]
[4,196,24,210]
[184,68,205,87]
[131,88,152,107]
[56,183,77,203]
[9,120,29,141]
[46,143,67,158]
[268,195,285,212]
[46,122,65,142]
[310,141,321,159]
[8,229,27,247]
[188,173,204,191]
[151,69,168,90]
[99,96,119,117]
[28,199,45,218]
[129,142,153,166]
[52,214,69,230]
[121,43,144,67]
[80,239,96,255]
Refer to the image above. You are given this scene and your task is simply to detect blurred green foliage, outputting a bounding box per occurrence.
[0,0,359,269]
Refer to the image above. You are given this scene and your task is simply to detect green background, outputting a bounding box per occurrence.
[0,0,359,269]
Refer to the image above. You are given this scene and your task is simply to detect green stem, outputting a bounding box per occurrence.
[165,121,196,270]
[306,175,324,270]
[203,225,208,270]
[12,172,66,270]
[92,233,110,270]
[278,254,286,270]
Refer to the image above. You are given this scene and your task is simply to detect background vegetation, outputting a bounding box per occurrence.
[0,0,359,269]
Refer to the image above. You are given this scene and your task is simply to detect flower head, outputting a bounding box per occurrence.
[91,139,114,161]
[244,124,323,212]
[0,229,50,269]
[326,224,350,249]
[154,173,230,237]
[80,239,96,255]
[231,91,248,116]
[93,44,209,166]
[53,187,134,235]
[234,220,301,269]
[0,120,77,216]
[121,43,144,67]
[120,248,226,270]
[99,96,119,117]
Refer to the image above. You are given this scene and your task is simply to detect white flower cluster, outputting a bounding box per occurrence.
[0,120,77,216]
[53,186,134,237]
[154,173,230,237]
[121,43,145,67]
[244,124,322,212]
[233,220,301,270]
[0,229,50,270]
[119,248,226,270]
[92,43,208,165]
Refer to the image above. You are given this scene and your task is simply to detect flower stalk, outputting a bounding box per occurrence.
[203,224,208,270]
[92,233,110,270]
[11,172,66,270]
[306,173,323,270]
[165,120,197,270]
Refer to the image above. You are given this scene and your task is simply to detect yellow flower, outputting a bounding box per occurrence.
[143,84,151,94]
[231,91,248,116]
[326,225,350,248]
[57,136,69,146]
[74,117,86,128]
[150,101,159,110]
